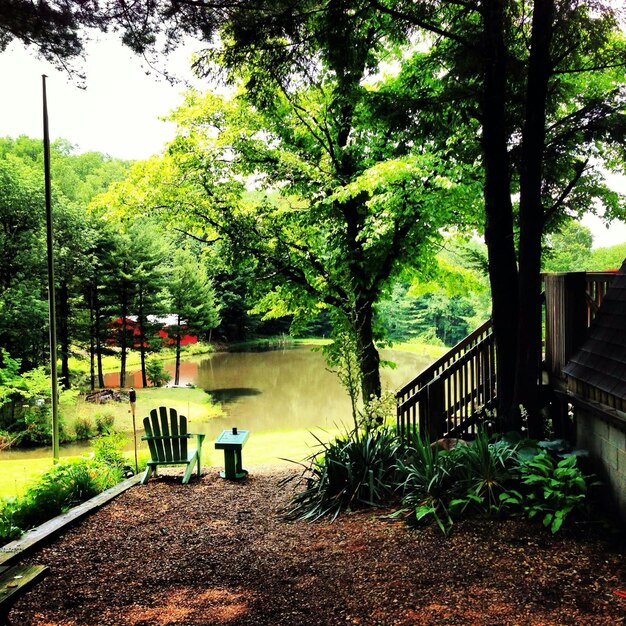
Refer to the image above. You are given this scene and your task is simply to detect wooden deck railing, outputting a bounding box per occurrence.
[543,271,616,381]
[396,319,495,442]
[584,272,615,325]
[396,271,617,443]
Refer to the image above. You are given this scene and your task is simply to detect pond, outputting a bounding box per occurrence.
[2,346,434,464]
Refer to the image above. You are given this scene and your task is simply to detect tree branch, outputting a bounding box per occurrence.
[368,0,476,50]
[544,158,589,223]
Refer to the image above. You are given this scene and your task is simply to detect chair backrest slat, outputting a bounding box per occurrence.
[149,408,166,461]
[169,408,181,460]
[143,413,159,462]
[159,406,174,462]
[179,415,188,460]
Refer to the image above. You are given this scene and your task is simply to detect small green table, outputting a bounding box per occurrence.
[215,428,249,480]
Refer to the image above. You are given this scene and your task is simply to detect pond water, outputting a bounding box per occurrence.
[2,346,433,462]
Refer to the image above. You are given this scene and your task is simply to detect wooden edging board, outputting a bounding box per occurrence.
[0,474,142,567]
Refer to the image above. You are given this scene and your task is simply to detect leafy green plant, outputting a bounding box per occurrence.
[74,416,96,440]
[450,429,520,517]
[0,498,22,543]
[13,405,54,447]
[145,357,171,387]
[282,426,402,521]
[395,433,461,534]
[321,321,363,430]
[396,431,592,535]
[91,433,128,471]
[509,451,590,533]
[95,412,115,435]
[4,457,124,541]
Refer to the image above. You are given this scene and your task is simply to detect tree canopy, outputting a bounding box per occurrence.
[2,0,626,437]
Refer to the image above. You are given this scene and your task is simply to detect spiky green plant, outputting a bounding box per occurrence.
[395,432,462,534]
[282,426,402,521]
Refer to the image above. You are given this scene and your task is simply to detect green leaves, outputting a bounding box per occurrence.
[396,431,595,535]
[517,451,589,534]
[282,426,402,522]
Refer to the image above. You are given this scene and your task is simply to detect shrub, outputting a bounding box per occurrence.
[146,358,171,387]
[91,433,128,471]
[10,458,122,532]
[0,498,22,544]
[0,450,127,546]
[397,431,595,535]
[74,417,96,440]
[503,451,591,533]
[395,432,463,534]
[95,412,115,435]
[13,406,53,447]
[449,429,520,518]
[283,426,402,521]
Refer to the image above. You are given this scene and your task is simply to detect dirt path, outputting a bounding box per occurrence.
[13,468,626,625]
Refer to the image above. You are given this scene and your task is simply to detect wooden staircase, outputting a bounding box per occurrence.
[396,319,496,442]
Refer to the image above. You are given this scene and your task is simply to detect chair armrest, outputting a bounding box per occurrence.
[141,434,194,441]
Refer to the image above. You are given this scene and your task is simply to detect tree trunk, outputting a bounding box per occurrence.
[513,0,555,438]
[94,292,105,389]
[120,310,127,389]
[354,296,381,402]
[175,314,182,386]
[481,0,520,427]
[89,289,95,391]
[138,293,148,388]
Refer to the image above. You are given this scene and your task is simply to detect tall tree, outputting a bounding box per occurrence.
[542,221,593,273]
[167,248,220,385]
[367,0,626,433]
[160,1,479,401]
[0,157,47,368]
[125,219,171,388]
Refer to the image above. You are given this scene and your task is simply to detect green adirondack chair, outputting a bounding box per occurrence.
[141,406,205,485]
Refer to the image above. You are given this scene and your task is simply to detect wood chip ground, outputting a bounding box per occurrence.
[12,467,626,625]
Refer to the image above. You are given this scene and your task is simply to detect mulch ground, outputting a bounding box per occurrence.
[13,467,626,626]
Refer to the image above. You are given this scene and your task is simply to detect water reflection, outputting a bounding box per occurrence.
[207,388,263,404]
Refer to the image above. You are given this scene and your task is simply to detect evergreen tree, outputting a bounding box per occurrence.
[167,248,220,385]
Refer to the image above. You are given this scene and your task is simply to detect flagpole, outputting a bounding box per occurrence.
[42,74,60,462]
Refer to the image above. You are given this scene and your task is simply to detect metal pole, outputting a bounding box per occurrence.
[42,75,60,462]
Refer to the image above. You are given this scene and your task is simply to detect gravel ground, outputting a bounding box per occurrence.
[12,467,626,625]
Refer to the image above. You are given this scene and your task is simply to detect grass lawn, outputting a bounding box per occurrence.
[236,427,338,468]
[388,339,448,359]
[60,386,222,436]
[0,427,334,499]
[0,457,62,498]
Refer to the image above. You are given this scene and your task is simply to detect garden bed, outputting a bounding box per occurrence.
[12,467,626,625]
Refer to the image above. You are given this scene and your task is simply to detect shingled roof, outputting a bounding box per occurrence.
[563,258,626,400]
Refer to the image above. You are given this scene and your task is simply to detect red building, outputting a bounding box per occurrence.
[108,316,198,347]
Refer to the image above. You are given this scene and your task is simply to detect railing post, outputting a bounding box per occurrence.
[425,376,445,442]
[544,272,587,439]
[544,273,587,382]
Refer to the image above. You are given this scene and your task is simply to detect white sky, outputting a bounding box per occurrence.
[1,35,626,248]
[0,35,202,160]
